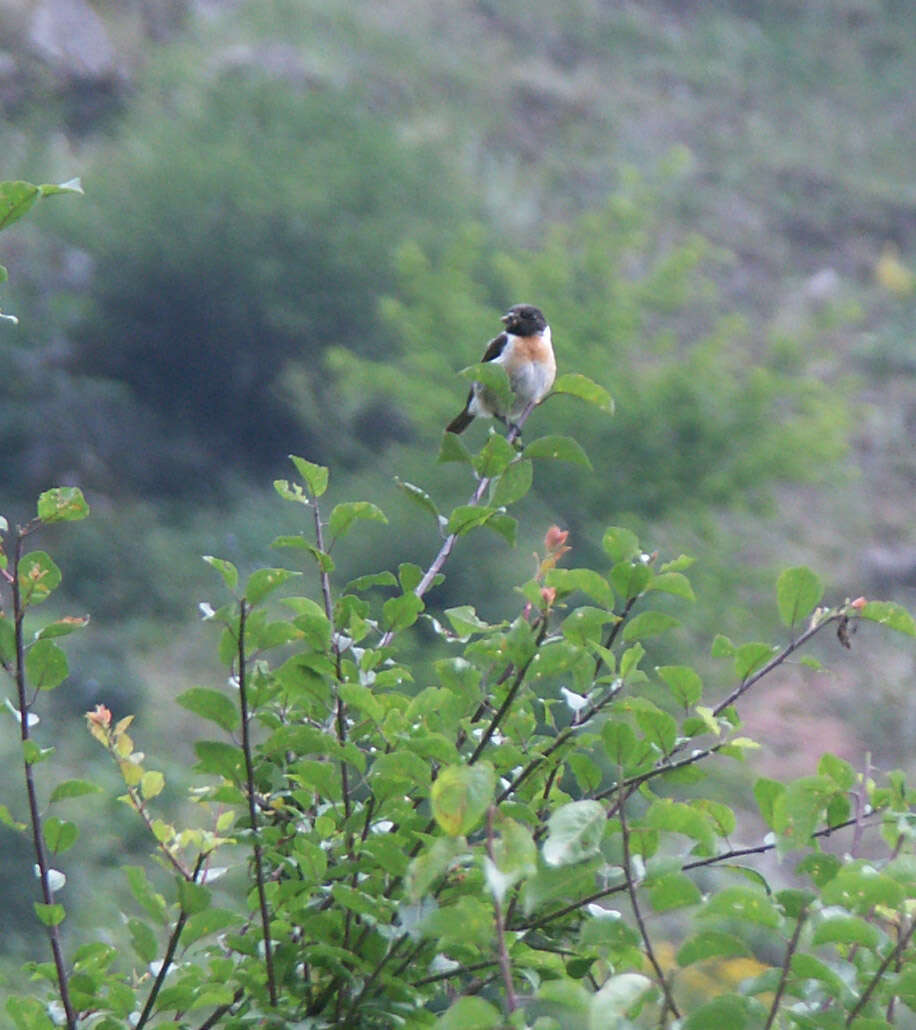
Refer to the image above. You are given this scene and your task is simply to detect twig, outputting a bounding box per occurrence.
[764,905,807,1030]
[846,916,916,1025]
[486,806,518,1012]
[378,406,533,650]
[618,785,680,1022]
[11,524,77,1030]
[237,599,278,1007]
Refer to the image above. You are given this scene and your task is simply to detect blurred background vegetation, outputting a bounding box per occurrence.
[2,0,916,983]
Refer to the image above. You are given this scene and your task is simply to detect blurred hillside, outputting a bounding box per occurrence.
[2,0,916,966]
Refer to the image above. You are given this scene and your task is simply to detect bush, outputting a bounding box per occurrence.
[4,401,916,1028]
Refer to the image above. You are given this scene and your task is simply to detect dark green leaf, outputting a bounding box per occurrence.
[124,866,168,924]
[329,501,388,542]
[437,996,502,1029]
[544,568,614,608]
[677,930,751,966]
[128,918,158,964]
[438,430,473,464]
[812,914,881,949]
[647,571,696,601]
[602,526,640,563]
[648,871,702,911]
[35,616,90,640]
[382,592,424,632]
[459,360,513,410]
[474,432,516,478]
[700,886,782,927]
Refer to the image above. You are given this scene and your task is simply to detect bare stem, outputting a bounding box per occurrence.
[237,599,278,1007]
[764,905,807,1030]
[618,785,680,1022]
[487,806,518,1012]
[12,526,76,1029]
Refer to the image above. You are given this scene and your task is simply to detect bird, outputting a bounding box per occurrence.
[446,304,556,435]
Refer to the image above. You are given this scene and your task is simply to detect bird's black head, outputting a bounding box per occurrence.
[501,304,547,336]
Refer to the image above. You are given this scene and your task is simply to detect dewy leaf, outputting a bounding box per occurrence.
[524,434,593,469]
[289,454,329,497]
[776,566,824,627]
[430,764,495,837]
[543,800,605,867]
[36,486,89,524]
[552,372,614,414]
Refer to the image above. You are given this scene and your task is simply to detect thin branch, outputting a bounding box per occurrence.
[487,806,518,1012]
[764,905,808,1030]
[237,599,278,1007]
[847,916,916,1025]
[11,526,76,1030]
[378,406,533,650]
[134,910,189,1029]
[618,786,680,1022]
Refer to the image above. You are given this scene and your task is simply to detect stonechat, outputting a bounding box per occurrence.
[446,304,556,434]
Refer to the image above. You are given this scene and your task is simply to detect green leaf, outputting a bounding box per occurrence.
[382,592,425,632]
[543,800,605,866]
[36,487,89,524]
[244,567,299,605]
[49,779,102,803]
[818,752,856,790]
[700,886,782,928]
[475,431,516,478]
[677,930,751,966]
[124,866,168,924]
[176,687,239,732]
[621,610,680,642]
[812,914,881,949]
[177,880,211,916]
[753,777,785,829]
[858,600,916,636]
[128,918,158,964]
[437,996,502,1029]
[33,902,65,927]
[430,764,495,837]
[544,568,614,609]
[644,799,715,854]
[589,973,652,1028]
[551,371,614,413]
[790,953,846,999]
[438,430,473,464]
[202,555,238,591]
[602,526,640,563]
[18,551,61,606]
[44,816,79,854]
[35,616,90,640]
[821,865,905,913]
[394,478,440,520]
[776,566,824,627]
[711,633,735,657]
[193,740,245,783]
[0,617,13,663]
[603,721,638,766]
[289,454,329,497]
[490,458,533,507]
[648,871,702,911]
[25,640,68,690]
[524,434,592,469]
[446,504,517,544]
[734,641,776,680]
[459,360,513,411]
[657,665,703,706]
[329,500,388,543]
[647,570,696,601]
[611,560,652,600]
[443,606,491,639]
[0,181,40,231]
[0,803,25,830]
[682,993,759,1030]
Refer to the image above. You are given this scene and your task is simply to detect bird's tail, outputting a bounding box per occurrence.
[446,409,474,434]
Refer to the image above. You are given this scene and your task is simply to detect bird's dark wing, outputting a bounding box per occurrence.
[480,332,508,363]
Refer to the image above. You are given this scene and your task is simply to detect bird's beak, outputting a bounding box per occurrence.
[500,313,511,325]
